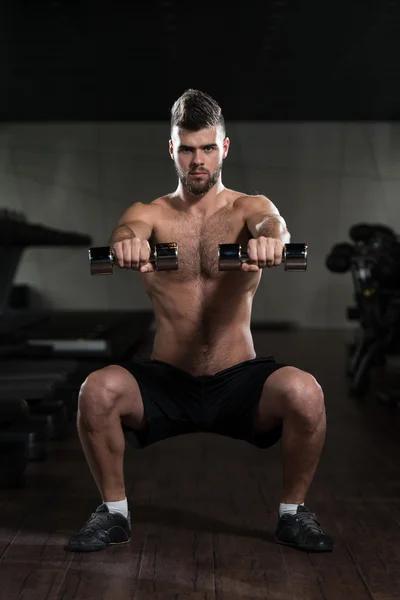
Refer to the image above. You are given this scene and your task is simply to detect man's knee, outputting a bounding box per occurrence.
[269,366,325,427]
[78,365,135,418]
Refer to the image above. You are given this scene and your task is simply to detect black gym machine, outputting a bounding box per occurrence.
[0,210,154,489]
[326,223,400,400]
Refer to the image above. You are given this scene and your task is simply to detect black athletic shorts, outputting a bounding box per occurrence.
[121,356,288,450]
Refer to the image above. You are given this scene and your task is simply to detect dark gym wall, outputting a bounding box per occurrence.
[1,120,399,328]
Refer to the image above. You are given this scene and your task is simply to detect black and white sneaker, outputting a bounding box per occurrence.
[275,505,333,552]
[67,503,131,552]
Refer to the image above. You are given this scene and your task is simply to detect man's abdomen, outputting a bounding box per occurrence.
[148,278,258,375]
[151,322,256,376]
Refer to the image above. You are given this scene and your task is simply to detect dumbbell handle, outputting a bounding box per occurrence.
[89,242,178,275]
[218,243,308,271]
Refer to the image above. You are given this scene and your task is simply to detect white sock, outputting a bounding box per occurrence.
[279,502,304,517]
[104,498,128,518]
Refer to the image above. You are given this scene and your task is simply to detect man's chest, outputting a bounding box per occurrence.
[151,208,250,279]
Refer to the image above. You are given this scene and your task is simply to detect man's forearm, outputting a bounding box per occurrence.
[108,224,135,245]
[109,216,153,245]
[255,215,291,244]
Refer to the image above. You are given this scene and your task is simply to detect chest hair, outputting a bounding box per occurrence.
[153,207,250,280]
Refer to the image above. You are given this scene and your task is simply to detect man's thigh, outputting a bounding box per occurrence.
[121,358,201,449]
[203,357,289,448]
[253,366,301,434]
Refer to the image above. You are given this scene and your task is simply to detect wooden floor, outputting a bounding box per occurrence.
[1,329,400,600]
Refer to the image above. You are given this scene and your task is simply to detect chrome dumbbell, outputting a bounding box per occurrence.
[88,242,179,275]
[218,243,308,271]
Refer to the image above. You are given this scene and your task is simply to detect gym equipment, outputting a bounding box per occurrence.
[0,398,30,424]
[0,211,154,360]
[0,359,79,375]
[218,243,308,271]
[25,310,154,359]
[0,397,47,464]
[0,419,49,461]
[326,223,400,397]
[349,223,397,244]
[0,379,67,439]
[0,380,57,399]
[28,399,67,440]
[0,358,84,464]
[0,209,91,316]
[0,210,157,487]
[325,243,354,273]
[89,242,179,275]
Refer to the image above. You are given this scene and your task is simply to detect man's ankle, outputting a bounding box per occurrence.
[104,497,128,518]
[279,502,304,517]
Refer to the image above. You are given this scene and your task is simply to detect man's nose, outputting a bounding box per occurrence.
[191,150,204,165]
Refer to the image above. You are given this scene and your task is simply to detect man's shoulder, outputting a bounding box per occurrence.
[127,196,170,212]
[233,193,278,216]
[150,194,178,210]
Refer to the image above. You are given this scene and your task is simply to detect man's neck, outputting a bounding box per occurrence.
[174,180,226,215]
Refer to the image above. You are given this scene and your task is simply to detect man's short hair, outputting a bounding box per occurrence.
[170,89,226,136]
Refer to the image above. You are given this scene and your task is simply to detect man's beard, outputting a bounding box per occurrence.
[175,162,222,196]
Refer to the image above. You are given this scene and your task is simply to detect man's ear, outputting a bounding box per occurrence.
[169,139,174,159]
[223,137,230,159]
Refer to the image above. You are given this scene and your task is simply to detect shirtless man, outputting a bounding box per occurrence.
[68,89,333,553]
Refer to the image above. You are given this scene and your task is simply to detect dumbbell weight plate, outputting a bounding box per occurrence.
[89,247,114,275]
[218,243,308,271]
[89,242,179,275]
[285,243,308,271]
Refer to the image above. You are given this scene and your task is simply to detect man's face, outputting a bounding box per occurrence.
[169,125,230,196]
